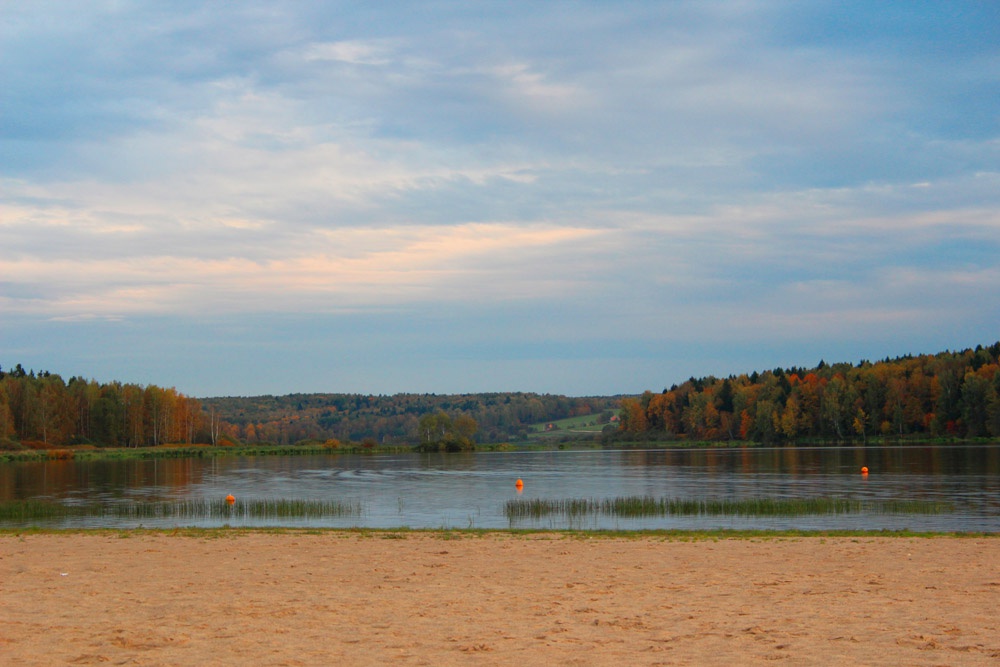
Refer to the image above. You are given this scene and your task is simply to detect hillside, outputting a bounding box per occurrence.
[200,392,619,446]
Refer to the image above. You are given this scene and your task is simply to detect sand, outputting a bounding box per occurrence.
[1,531,998,666]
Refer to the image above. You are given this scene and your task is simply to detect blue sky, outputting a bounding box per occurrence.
[2,1,998,397]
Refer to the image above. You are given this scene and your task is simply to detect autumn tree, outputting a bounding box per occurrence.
[617,396,648,434]
[0,383,15,442]
[0,367,221,448]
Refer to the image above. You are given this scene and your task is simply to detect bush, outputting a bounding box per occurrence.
[0,438,23,451]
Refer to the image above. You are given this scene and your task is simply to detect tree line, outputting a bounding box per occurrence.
[200,392,618,446]
[7,341,997,450]
[0,363,617,449]
[0,364,220,449]
[615,342,1000,443]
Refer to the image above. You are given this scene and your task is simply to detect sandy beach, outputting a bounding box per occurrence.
[1,531,997,666]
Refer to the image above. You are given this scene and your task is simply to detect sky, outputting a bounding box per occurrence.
[2,1,999,398]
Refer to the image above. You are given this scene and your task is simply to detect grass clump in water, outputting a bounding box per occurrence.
[0,499,80,522]
[0,498,363,523]
[503,495,952,521]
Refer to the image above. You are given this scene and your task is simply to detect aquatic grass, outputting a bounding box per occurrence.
[0,498,363,523]
[503,496,953,521]
[108,498,364,521]
[0,499,76,522]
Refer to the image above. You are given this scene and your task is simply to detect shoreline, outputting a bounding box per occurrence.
[2,526,998,538]
[4,438,998,464]
[2,531,998,665]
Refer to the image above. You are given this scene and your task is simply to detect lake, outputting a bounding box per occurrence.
[2,444,998,531]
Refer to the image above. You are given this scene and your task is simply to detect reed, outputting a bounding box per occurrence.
[503,496,952,521]
[0,499,80,521]
[0,498,363,522]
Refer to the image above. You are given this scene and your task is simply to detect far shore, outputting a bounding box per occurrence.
[3,437,997,464]
[1,530,997,665]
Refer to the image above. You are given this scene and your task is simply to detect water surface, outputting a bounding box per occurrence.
[2,445,998,531]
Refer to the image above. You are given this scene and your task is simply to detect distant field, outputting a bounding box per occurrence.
[528,412,617,435]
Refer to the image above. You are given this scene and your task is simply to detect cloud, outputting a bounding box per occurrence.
[487,62,587,111]
[0,220,607,318]
[302,40,394,66]
[2,2,998,394]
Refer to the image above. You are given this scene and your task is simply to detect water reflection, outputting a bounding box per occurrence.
[1,444,998,531]
[0,457,209,503]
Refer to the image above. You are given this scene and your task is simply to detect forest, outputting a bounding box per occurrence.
[199,392,618,447]
[615,342,1000,443]
[0,363,617,449]
[3,341,999,450]
[0,364,218,449]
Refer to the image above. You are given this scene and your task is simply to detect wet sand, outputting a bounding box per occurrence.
[1,532,998,665]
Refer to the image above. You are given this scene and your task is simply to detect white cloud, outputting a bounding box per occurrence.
[303,40,394,66]
[488,62,587,111]
[0,222,607,318]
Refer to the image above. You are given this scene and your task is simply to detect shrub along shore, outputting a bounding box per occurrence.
[0,442,418,463]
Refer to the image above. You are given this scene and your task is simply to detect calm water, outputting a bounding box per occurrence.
[2,445,999,531]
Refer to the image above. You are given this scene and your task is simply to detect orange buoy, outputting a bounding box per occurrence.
[225,494,236,505]
[515,478,524,490]
[861,467,869,474]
